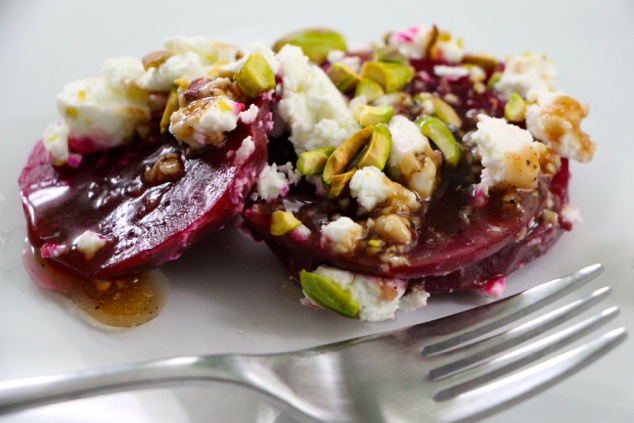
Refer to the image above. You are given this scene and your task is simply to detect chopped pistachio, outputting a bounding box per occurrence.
[358,124,392,170]
[329,167,357,198]
[141,50,173,71]
[354,77,385,102]
[322,126,374,184]
[373,46,409,65]
[296,147,335,175]
[273,29,347,63]
[300,270,360,318]
[159,87,180,133]
[270,210,302,236]
[488,71,502,89]
[359,61,414,93]
[416,116,461,168]
[504,92,527,122]
[235,53,276,98]
[430,97,462,128]
[327,62,360,93]
[354,104,395,127]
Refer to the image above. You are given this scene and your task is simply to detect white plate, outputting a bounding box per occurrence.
[1,1,633,421]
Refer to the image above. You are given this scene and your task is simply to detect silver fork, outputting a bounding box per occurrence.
[0,263,626,422]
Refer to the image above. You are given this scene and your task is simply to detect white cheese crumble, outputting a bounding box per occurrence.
[349,167,395,211]
[308,266,428,322]
[252,162,299,202]
[276,45,361,155]
[239,103,260,124]
[321,217,364,255]
[561,204,583,224]
[235,136,255,164]
[350,160,419,212]
[433,65,470,78]
[470,115,546,195]
[74,230,106,260]
[525,89,596,162]
[169,97,242,148]
[138,36,240,91]
[494,52,557,99]
[387,115,438,199]
[42,122,70,165]
[57,75,150,154]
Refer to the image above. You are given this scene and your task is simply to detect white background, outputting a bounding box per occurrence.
[0,1,633,421]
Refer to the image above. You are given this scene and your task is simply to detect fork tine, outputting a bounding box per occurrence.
[431,305,620,392]
[433,327,627,422]
[426,286,612,381]
[418,263,603,355]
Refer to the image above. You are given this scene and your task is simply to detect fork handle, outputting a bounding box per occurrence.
[0,355,250,415]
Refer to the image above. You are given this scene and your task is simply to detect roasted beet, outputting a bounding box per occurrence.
[19,103,271,279]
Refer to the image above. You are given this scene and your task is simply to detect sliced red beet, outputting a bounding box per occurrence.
[19,102,271,279]
[241,55,572,294]
[243,160,570,293]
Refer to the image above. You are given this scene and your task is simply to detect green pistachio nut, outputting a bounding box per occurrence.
[235,53,276,98]
[300,270,360,318]
[270,210,302,236]
[416,116,461,168]
[296,147,335,176]
[358,124,392,170]
[373,46,409,65]
[327,62,360,93]
[359,61,414,93]
[430,97,462,128]
[354,78,385,102]
[488,71,503,89]
[322,126,374,184]
[504,92,527,122]
[273,29,347,63]
[355,104,395,127]
[328,167,357,198]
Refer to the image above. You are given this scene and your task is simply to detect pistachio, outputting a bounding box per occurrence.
[354,78,385,102]
[354,104,395,127]
[141,50,173,71]
[296,147,335,176]
[416,93,462,129]
[322,126,374,184]
[270,210,302,236]
[488,71,502,89]
[160,87,180,134]
[504,92,527,122]
[373,46,409,65]
[273,29,347,63]
[462,53,499,72]
[416,116,461,168]
[235,53,276,98]
[329,167,357,198]
[359,61,414,93]
[327,62,360,93]
[358,124,392,170]
[300,270,360,318]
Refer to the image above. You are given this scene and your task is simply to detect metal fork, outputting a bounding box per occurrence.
[0,263,626,422]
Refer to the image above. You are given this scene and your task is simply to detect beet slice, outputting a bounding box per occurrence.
[241,55,573,294]
[19,102,271,279]
[244,160,570,293]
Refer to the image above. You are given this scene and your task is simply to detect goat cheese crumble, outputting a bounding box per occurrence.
[470,115,546,195]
